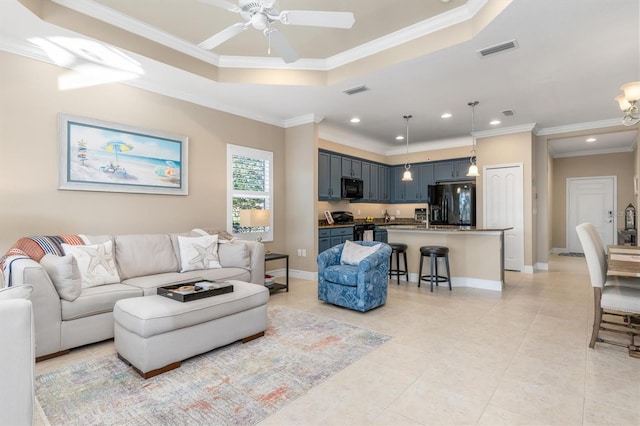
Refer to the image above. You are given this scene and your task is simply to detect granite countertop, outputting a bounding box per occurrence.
[381,225,513,232]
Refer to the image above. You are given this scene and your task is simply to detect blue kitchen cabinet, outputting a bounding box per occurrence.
[341,157,362,178]
[318,229,331,253]
[318,151,342,200]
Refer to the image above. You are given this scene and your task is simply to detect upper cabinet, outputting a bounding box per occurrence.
[319,149,473,203]
[341,157,362,178]
[318,151,342,201]
[434,158,474,182]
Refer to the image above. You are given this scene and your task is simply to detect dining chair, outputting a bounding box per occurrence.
[576,223,640,357]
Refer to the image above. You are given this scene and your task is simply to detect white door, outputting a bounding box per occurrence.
[484,164,524,271]
[567,177,616,253]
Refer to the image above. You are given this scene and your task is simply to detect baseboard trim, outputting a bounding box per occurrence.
[535,262,549,271]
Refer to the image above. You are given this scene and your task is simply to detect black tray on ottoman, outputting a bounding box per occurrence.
[158,280,234,302]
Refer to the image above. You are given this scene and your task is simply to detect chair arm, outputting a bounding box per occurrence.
[358,244,392,272]
[317,244,344,270]
[244,240,265,285]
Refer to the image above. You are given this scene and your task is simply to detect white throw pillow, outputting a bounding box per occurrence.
[40,254,82,301]
[0,285,33,300]
[340,240,381,266]
[62,241,121,288]
[218,241,250,268]
[177,234,221,272]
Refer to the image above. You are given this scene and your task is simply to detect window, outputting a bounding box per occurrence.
[227,144,273,242]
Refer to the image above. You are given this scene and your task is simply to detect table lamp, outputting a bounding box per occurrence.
[239,209,271,242]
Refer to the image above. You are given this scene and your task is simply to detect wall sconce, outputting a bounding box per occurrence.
[239,209,271,242]
[615,81,640,126]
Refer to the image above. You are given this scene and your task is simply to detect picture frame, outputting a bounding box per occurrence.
[58,113,188,195]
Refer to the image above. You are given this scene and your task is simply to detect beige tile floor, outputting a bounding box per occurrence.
[35,254,640,426]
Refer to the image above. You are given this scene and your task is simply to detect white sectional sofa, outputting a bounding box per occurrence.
[2,229,265,360]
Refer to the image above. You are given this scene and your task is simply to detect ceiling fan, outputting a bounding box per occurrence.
[198,0,355,63]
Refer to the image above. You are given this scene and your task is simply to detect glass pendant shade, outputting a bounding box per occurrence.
[467,162,479,177]
[621,82,640,102]
[402,167,413,181]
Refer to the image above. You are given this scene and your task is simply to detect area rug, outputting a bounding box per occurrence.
[35,306,390,426]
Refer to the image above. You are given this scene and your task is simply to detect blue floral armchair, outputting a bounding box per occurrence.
[317,241,392,312]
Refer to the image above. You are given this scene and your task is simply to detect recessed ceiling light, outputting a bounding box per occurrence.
[586,137,597,143]
[396,135,404,141]
[490,120,501,125]
[350,117,361,124]
[441,113,452,119]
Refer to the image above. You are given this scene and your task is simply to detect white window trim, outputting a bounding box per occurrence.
[227,144,274,242]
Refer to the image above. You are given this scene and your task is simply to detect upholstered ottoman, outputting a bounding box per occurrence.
[113,280,269,378]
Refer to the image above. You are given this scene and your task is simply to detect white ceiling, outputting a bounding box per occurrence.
[1,0,638,156]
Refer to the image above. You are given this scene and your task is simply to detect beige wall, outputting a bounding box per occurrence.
[0,51,288,254]
[551,152,635,249]
[475,131,534,268]
[284,123,317,272]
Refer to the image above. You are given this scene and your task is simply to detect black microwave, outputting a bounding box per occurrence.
[341,177,363,199]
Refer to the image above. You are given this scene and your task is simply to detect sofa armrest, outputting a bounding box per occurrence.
[0,299,34,426]
[245,241,265,285]
[318,244,344,270]
[8,258,63,358]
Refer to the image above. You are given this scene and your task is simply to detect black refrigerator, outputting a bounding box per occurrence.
[428,182,476,226]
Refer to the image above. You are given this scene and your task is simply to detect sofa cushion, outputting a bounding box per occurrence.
[40,254,82,301]
[169,230,203,266]
[177,234,221,272]
[61,284,142,321]
[323,265,359,287]
[115,234,178,280]
[122,269,252,296]
[218,241,250,269]
[62,241,121,288]
[113,281,269,338]
[340,240,381,266]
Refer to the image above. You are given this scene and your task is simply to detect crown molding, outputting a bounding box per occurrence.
[474,123,537,138]
[384,136,472,156]
[284,114,323,128]
[318,124,390,155]
[536,118,622,136]
[550,145,635,159]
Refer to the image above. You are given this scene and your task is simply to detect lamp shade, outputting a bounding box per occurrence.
[467,163,479,177]
[616,94,632,111]
[402,169,413,181]
[621,81,640,102]
[239,209,270,228]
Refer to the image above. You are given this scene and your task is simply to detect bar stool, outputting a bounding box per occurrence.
[418,245,452,292]
[388,243,408,285]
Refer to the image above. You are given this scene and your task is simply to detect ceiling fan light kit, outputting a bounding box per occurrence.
[198,0,355,63]
[616,81,640,126]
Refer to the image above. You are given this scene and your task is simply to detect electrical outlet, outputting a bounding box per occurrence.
[396,209,400,216]
[297,249,302,256]
[357,209,361,215]
[302,249,307,257]
[381,209,385,215]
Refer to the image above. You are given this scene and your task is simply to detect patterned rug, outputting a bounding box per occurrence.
[35,306,390,425]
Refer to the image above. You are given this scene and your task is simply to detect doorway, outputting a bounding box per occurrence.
[483,163,524,272]
[566,176,616,253]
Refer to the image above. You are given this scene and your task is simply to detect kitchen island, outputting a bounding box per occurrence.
[381,225,511,292]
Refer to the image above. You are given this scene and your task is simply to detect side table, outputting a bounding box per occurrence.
[265,252,289,293]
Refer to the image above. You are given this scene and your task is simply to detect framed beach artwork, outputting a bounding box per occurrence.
[58,113,188,195]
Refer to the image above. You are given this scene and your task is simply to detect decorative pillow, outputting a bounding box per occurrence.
[177,234,221,272]
[218,241,250,268]
[194,228,237,242]
[0,284,33,300]
[40,254,82,301]
[340,240,381,266]
[62,240,121,288]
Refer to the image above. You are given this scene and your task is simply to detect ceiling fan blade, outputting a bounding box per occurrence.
[277,10,355,29]
[198,0,241,13]
[198,23,246,49]
[266,28,299,64]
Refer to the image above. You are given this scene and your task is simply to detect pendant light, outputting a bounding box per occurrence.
[402,114,413,181]
[467,101,480,177]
